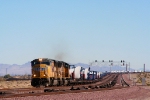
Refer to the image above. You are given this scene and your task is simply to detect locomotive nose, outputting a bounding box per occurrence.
[32,64,47,78]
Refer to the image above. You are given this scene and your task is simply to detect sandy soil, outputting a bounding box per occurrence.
[124,73,150,86]
[0,80,32,89]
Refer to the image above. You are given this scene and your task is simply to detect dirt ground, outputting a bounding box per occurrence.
[130,72,150,86]
[0,80,32,89]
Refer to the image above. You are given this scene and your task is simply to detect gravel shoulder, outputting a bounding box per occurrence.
[1,86,150,100]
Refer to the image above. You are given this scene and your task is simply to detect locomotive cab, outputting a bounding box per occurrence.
[31,58,50,87]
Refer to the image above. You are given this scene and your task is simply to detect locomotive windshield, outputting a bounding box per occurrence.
[33,68,46,71]
[31,61,50,66]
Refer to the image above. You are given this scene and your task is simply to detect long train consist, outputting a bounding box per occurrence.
[31,58,105,87]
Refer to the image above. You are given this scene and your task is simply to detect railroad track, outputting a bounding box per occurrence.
[120,73,130,87]
[0,73,129,98]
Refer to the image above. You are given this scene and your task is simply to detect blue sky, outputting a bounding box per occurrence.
[0,0,150,70]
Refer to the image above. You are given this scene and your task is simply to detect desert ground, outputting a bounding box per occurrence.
[129,72,150,86]
[1,73,150,100]
[0,72,150,89]
[0,80,32,89]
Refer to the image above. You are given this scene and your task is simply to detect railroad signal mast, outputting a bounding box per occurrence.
[91,60,126,66]
[90,60,130,73]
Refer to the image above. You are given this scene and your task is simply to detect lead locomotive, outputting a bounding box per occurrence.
[31,58,70,87]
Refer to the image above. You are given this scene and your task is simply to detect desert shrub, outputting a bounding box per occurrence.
[137,80,141,83]
[146,81,150,86]
[4,74,11,79]
[136,73,141,78]
[144,73,147,77]
[137,78,142,83]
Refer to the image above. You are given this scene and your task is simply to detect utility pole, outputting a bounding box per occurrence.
[110,65,111,73]
[128,62,131,80]
[144,64,145,72]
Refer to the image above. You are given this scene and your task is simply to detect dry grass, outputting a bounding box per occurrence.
[135,72,150,85]
[0,80,32,89]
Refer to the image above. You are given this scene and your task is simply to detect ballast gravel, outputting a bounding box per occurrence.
[1,86,150,100]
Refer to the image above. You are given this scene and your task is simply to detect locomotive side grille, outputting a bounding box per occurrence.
[65,67,69,77]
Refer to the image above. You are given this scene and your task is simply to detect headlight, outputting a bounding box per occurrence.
[33,74,36,77]
[39,58,42,62]
[43,74,46,76]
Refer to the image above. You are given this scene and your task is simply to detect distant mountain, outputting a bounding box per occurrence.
[0,62,31,76]
[0,62,149,76]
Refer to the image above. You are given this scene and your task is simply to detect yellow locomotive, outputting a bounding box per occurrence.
[31,58,70,87]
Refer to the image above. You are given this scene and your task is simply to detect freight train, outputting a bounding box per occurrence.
[31,58,105,87]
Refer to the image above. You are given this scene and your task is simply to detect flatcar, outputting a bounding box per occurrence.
[31,58,70,87]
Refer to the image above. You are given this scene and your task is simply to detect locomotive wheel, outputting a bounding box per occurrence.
[50,79,54,86]
[57,80,61,86]
[39,80,42,85]
[62,79,65,85]
[67,80,70,86]
[45,82,49,87]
